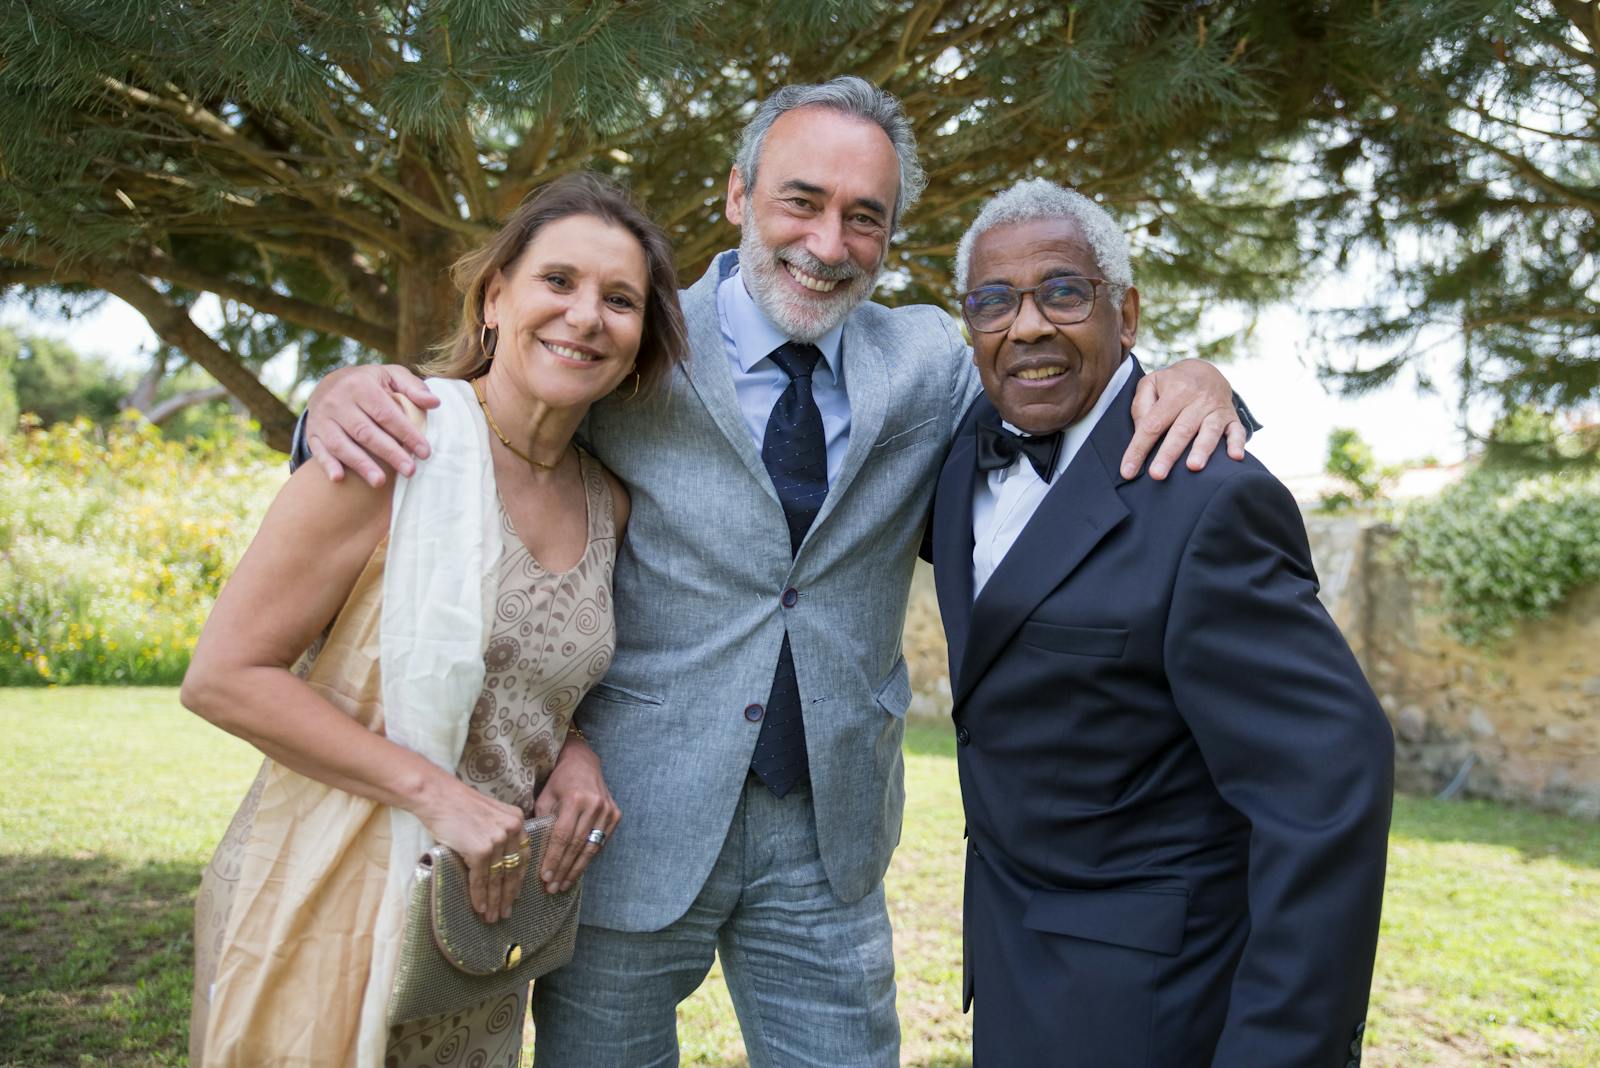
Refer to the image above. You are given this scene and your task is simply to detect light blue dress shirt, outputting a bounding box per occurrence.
[717,267,851,484]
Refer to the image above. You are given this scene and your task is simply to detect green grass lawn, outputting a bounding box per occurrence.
[1,689,1596,1067]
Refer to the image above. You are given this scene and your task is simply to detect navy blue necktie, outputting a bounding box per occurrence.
[751,341,827,797]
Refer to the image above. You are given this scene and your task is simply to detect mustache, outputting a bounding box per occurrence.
[776,246,864,283]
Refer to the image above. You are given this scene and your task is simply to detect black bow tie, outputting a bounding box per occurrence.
[976,414,1063,483]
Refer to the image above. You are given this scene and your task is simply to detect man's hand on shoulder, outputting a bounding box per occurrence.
[304,364,438,487]
[1122,358,1247,481]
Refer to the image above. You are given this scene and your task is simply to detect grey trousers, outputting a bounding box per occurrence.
[531,777,899,1067]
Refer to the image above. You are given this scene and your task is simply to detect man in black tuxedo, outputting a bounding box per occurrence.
[929,179,1394,1067]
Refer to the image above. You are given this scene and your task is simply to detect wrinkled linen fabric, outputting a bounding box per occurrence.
[194,379,497,1067]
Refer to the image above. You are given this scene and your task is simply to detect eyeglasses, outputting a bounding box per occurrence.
[960,276,1113,334]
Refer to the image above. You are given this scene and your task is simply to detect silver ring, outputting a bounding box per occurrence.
[586,828,607,846]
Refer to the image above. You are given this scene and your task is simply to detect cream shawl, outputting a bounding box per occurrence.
[199,378,499,1067]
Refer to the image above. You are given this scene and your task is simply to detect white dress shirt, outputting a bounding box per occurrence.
[972,356,1136,597]
[716,265,851,483]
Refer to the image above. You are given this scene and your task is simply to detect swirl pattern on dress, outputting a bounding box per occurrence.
[390,451,616,1067]
[460,448,617,807]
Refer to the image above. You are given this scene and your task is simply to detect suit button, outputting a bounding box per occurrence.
[744,703,765,722]
[957,726,971,746]
[781,587,799,608]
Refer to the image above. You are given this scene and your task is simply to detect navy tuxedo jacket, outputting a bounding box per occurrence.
[931,360,1394,1067]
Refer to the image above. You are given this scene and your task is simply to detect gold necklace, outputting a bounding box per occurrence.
[472,378,566,471]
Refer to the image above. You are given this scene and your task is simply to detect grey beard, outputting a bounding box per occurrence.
[737,225,879,342]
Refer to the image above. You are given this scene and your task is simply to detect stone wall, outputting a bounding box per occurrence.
[900,516,1600,819]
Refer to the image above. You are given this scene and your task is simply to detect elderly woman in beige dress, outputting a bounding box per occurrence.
[181,173,687,1067]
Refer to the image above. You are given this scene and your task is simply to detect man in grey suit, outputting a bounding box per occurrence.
[302,78,1247,1066]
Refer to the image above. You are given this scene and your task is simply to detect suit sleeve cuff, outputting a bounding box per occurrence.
[1232,391,1263,440]
[288,410,311,473]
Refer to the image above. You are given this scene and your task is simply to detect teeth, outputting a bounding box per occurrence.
[1016,366,1066,380]
[785,263,840,293]
[545,341,599,362]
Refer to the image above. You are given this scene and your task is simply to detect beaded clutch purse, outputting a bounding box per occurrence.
[388,814,581,1024]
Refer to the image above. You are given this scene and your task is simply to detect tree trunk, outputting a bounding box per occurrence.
[122,353,167,414]
[394,151,464,366]
[140,385,232,425]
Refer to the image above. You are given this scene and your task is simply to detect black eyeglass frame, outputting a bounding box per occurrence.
[959,276,1118,334]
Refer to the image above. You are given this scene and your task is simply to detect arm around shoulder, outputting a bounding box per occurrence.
[300,363,439,486]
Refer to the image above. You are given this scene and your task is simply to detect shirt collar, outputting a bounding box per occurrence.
[720,260,846,380]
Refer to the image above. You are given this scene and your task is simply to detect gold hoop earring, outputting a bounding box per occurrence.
[480,323,498,359]
[623,372,641,401]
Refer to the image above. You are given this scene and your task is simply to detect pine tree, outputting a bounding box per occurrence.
[0,0,1531,448]
[1310,0,1598,420]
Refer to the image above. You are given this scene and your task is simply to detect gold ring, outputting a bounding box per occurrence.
[489,859,505,874]
[499,852,522,871]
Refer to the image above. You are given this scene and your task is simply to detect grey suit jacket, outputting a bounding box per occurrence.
[576,251,980,931]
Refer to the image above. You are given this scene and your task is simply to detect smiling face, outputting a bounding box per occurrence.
[482,213,649,410]
[966,216,1140,435]
[725,106,902,340]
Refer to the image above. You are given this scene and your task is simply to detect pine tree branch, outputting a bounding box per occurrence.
[129,247,397,356]
[137,385,232,425]
[498,112,564,215]
[123,353,168,415]
[1524,10,1597,68]
[495,111,672,212]
[1457,98,1599,143]
[361,164,492,239]
[0,266,61,287]
[897,0,947,66]
[2,238,295,448]
[1439,122,1600,215]
[298,237,398,326]
[1549,0,1600,59]
[448,115,493,222]
[97,77,407,257]
[97,270,296,450]
[1465,308,1600,328]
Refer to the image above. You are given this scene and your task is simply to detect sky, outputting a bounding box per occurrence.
[4,280,1476,481]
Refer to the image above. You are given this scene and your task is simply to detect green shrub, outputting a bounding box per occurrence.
[1320,426,1397,512]
[0,328,130,429]
[1399,463,1600,645]
[0,413,281,684]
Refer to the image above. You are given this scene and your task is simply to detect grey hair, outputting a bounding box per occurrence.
[735,76,926,230]
[953,179,1133,305]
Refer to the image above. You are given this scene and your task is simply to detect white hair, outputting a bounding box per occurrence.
[735,76,926,230]
[953,179,1133,304]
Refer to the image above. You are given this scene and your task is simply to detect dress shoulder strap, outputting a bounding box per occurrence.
[575,447,616,544]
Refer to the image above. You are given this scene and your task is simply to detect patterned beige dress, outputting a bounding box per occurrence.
[191,450,616,1068]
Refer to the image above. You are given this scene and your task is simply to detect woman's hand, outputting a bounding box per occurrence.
[534,732,622,895]
[416,777,531,922]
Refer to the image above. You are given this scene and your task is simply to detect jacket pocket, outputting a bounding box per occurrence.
[585,681,664,707]
[1022,885,1188,956]
[871,417,938,455]
[1017,620,1128,658]
[874,657,912,719]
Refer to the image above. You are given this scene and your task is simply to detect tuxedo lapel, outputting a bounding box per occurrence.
[953,367,1143,709]
[680,255,781,505]
[932,407,980,681]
